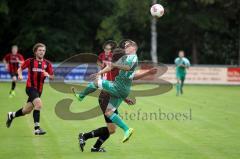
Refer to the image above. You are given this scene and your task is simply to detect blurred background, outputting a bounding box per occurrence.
[0,0,239,65]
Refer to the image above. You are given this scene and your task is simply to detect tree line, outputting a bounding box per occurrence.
[0,0,239,64]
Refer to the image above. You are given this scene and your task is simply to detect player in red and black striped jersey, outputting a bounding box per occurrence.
[3,45,24,97]
[6,43,54,135]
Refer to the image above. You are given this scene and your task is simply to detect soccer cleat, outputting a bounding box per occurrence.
[91,147,106,152]
[78,133,86,152]
[71,87,84,101]
[9,90,16,98]
[122,128,134,143]
[34,128,46,135]
[6,112,14,128]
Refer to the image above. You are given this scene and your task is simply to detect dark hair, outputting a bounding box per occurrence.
[112,48,125,62]
[33,43,46,53]
[102,40,117,51]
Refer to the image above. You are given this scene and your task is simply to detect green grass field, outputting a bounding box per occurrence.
[0,82,239,159]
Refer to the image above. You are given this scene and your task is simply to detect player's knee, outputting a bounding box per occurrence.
[105,110,113,117]
[108,127,116,134]
[33,99,42,110]
[12,76,17,81]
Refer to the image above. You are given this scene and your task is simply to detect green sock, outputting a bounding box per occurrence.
[79,82,97,98]
[109,113,129,132]
[176,83,180,95]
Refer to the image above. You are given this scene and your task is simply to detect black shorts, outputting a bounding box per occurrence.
[10,73,18,78]
[98,91,118,123]
[26,87,42,103]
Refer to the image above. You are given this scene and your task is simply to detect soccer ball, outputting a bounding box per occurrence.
[150,4,164,18]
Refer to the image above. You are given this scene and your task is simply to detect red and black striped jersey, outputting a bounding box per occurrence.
[3,53,24,73]
[21,58,54,93]
[98,52,119,81]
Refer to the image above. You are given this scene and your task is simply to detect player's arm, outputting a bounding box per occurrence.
[133,68,157,80]
[111,62,131,71]
[44,63,54,80]
[18,59,30,80]
[18,54,25,64]
[17,67,23,80]
[3,55,9,70]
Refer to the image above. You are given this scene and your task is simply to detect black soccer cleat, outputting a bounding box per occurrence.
[34,128,46,135]
[6,112,14,128]
[91,147,106,152]
[78,133,86,152]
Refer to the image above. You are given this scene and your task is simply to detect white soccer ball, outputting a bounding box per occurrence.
[150,4,164,18]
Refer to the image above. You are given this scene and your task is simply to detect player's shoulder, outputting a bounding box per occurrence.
[98,52,105,57]
[25,58,34,61]
[44,59,53,65]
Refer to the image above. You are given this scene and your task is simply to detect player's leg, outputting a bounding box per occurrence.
[176,77,181,96]
[6,102,34,128]
[32,97,46,135]
[78,91,112,152]
[180,75,185,94]
[105,97,133,143]
[9,74,17,97]
[74,81,97,101]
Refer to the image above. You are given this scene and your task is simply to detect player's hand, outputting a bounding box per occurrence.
[88,73,100,81]
[124,97,136,105]
[18,74,23,80]
[43,70,50,77]
[148,68,158,75]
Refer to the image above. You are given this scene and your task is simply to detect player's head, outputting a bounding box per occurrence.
[33,43,46,60]
[103,40,117,55]
[178,50,185,58]
[11,45,18,55]
[104,44,112,55]
[112,48,125,62]
[124,40,138,55]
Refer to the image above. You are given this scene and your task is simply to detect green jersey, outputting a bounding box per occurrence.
[114,54,138,98]
[175,57,190,75]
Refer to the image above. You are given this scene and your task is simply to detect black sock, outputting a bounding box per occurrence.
[33,110,40,130]
[83,127,109,140]
[93,130,110,149]
[14,108,23,118]
[11,81,16,91]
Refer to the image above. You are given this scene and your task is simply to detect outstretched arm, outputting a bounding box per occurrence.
[133,68,158,80]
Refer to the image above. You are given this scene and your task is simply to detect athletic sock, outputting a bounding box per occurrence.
[11,81,16,91]
[33,110,40,130]
[14,108,23,118]
[79,82,97,98]
[176,83,180,95]
[83,127,109,140]
[93,132,110,149]
[109,113,129,132]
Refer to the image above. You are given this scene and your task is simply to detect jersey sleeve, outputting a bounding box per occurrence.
[18,54,25,61]
[97,53,104,63]
[46,63,54,75]
[3,54,10,62]
[21,58,30,70]
[174,58,178,65]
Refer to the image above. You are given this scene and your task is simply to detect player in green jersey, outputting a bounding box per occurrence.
[74,40,138,143]
[174,50,190,96]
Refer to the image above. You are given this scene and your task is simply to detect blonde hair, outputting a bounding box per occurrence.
[33,43,46,53]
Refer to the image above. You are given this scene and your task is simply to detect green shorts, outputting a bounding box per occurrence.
[98,79,124,111]
[176,72,186,81]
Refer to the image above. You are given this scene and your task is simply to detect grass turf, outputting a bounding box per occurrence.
[0,82,239,159]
